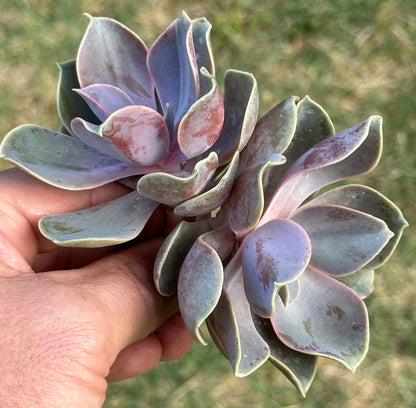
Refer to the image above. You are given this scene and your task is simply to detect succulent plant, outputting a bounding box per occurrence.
[0,12,257,246]
[0,12,407,396]
[155,95,408,395]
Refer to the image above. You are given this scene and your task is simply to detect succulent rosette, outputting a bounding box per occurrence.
[0,12,408,396]
[156,95,408,395]
[0,13,258,247]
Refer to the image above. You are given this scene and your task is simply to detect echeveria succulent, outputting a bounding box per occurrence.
[0,12,258,247]
[155,96,407,395]
[0,13,407,396]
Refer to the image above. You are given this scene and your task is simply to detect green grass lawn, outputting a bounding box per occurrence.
[1,0,415,407]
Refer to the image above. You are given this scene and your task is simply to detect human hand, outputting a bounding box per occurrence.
[0,168,193,408]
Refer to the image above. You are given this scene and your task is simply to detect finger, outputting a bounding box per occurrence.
[106,335,163,382]
[106,313,193,382]
[154,312,194,361]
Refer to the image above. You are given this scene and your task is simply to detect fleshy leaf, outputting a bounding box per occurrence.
[100,105,170,166]
[137,152,218,205]
[261,115,383,221]
[228,154,286,237]
[252,315,317,397]
[154,220,210,296]
[57,59,100,135]
[147,12,199,125]
[177,68,224,159]
[262,95,335,206]
[242,219,311,317]
[77,14,155,108]
[192,17,215,79]
[178,225,234,344]
[207,257,270,376]
[73,105,170,166]
[0,124,140,189]
[39,191,158,247]
[74,84,134,122]
[337,269,375,298]
[174,151,239,217]
[239,96,298,171]
[205,69,259,165]
[303,184,409,270]
[271,269,370,371]
[291,205,393,276]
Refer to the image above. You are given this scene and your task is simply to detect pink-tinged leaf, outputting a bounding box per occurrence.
[178,225,235,344]
[261,116,383,222]
[252,315,317,397]
[57,59,100,136]
[39,191,159,247]
[101,105,170,166]
[147,12,199,125]
[242,219,311,317]
[303,184,408,270]
[174,151,239,217]
[207,259,270,376]
[71,117,138,164]
[137,152,218,205]
[228,154,286,238]
[154,220,210,296]
[74,84,134,122]
[177,68,224,159]
[0,124,141,189]
[291,205,393,276]
[192,17,215,79]
[239,96,298,171]
[205,70,259,165]
[263,95,335,206]
[77,15,155,108]
[337,269,375,299]
[271,269,370,372]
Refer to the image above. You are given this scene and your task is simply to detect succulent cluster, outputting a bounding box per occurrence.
[0,13,407,395]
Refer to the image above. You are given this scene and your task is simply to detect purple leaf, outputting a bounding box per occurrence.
[228,154,286,237]
[39,191,159,247]
[154,220,211,296]
[74,84,134,122]
[207,259,270,376]
[205,70,259,165]
[252,315,317,397]
[192,17,215,79]
[137,152,218,205]
[291,205,393,276]
[242,219,311,317]
[261,115,383,222]
[178,225,234,344]
[303,184,408,270]
[77,15,156,108]
[57,59,100,135]
[0,124,141,189]
[71,117,138,164]
[177,68,224,159]
[263,95,335,206]
[147,12,199,125]
[336,269,375,299]
[174,151,239,217]
[271,269,370,372]
[239,95,298,171]
[101,105,170,166]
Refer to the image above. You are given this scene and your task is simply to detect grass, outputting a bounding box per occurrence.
[1,0,415,407]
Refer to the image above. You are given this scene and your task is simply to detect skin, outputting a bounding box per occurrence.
[0,168,194,407]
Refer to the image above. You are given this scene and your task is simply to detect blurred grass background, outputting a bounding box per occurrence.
[0,0,415,406]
